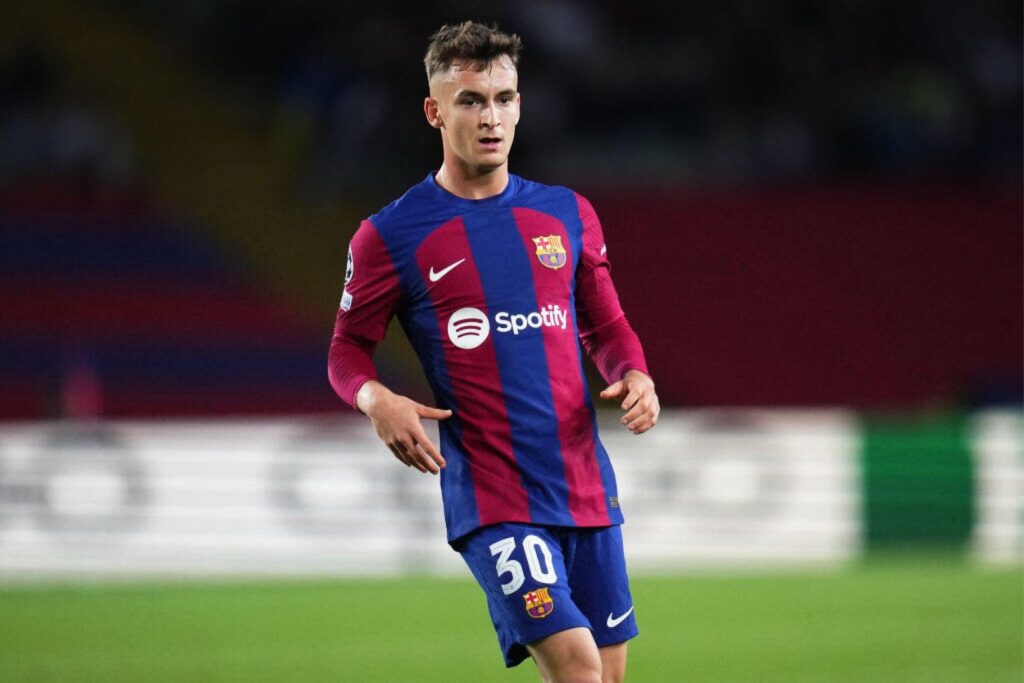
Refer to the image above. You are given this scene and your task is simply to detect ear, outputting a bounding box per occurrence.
[424,97,443,129]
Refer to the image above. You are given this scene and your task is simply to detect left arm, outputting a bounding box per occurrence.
[574,193,660,434]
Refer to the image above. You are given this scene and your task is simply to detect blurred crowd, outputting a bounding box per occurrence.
[1,1,1020,200]
[123,0,1020,200]
[0,1,1018,418]
[0,47,137,191]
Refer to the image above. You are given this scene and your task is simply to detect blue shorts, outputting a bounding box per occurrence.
[455,523,638,667]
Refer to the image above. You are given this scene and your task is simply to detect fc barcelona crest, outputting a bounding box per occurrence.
[523,587,555,619]
[533,235,567,270]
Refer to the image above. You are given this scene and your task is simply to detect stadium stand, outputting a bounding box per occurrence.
[1,1,1019,418]
[0,182,339,418]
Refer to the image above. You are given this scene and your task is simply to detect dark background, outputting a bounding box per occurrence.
[1,0,1020,417]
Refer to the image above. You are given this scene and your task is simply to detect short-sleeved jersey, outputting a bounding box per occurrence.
[331,172,648,542]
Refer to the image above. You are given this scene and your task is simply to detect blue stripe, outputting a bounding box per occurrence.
[376,220,481,540]
[462,209,572,525]
[0,218,232,277]
[399,301,481,538]
[0,340,328,385]
[563,195,620,520]
[566,300,620,521]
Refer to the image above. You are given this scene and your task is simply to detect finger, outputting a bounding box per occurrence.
[625,405,653,428]
[408,443,441,475]
[626,414,654,433]
[398,437,428,472]
[417,405,453,421]
[407,434,440,475]
[620,387,642,412]
[387,443,412,467]
[630,420,653,434]
[627,412,658,434]
[395,442,419,469]
[621,397,647,424]
[412,429,446,472]
[599,380,624,400]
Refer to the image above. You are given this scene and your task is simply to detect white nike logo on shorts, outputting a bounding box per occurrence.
[429,258,466,282]
[606,606,634,628]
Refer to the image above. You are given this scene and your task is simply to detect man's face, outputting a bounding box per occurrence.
[427,57,520,174]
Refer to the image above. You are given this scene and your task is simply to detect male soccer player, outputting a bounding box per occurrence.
[328,21,659,683]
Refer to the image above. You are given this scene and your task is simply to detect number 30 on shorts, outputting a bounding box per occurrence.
[489,535,557,595]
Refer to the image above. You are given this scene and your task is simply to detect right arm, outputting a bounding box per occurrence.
[327,220,450,474]
[573,193,659,434]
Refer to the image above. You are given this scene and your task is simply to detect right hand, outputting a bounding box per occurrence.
[356,381,451,474]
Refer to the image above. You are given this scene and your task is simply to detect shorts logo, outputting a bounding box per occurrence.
[523,588,554,619]
[447,307,490,349]
[533,235,567,270]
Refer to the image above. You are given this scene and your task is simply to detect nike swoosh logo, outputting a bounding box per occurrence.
[429,258,466,282]
[606,606,634,628]
[600,244,607,255]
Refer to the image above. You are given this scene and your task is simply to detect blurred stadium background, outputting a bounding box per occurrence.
[0,1,1021,681]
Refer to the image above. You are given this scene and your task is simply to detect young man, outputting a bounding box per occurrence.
[328,21,659,683]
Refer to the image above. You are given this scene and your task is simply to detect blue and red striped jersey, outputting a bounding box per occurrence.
[329,172,649,542]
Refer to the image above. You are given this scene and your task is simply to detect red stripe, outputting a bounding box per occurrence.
[338,221,403,344]
[512,208,610,525]
[0,278,315,344]
[328,220,403,406]
[101,385,339,417]
[0,382,340,420]
[415,218,530,527]
[0,381,46,418]
[0,183,149,220]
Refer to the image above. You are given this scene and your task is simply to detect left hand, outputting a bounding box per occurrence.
[600,369,660,434]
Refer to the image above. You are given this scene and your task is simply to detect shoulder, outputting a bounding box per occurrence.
[512,174,593,216]
[366,175,439,237]
[357,175,460,266]
[513,174,572,201]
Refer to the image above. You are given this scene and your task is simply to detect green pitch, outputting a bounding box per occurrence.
[1,559,1020,682]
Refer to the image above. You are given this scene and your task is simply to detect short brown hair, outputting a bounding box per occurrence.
[424,21,522,82]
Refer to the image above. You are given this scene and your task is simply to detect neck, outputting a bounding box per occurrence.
[435,161,509,200]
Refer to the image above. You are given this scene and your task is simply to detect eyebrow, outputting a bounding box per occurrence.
[455,88,518,99]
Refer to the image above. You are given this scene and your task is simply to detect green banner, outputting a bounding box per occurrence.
[861,412,974,551]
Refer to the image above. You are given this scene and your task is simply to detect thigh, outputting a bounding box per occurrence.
[527,626,602,683]
[599,641,628,683]
[457,523,592,668]
[566,525,638,648]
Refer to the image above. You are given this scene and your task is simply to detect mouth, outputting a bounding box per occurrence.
[478,136,502,150]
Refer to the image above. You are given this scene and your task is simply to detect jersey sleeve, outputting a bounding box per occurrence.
[327,219,402,409]
[573,193,650,384]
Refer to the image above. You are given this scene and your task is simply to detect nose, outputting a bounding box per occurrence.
[480,101,500,128]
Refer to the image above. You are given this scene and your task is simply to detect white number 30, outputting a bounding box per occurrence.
[489,535,558,596]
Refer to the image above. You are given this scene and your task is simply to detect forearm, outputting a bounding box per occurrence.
[354,379,394,415]
[353,378,450,474]
[327,332,380,410]
[580,315,650,384]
